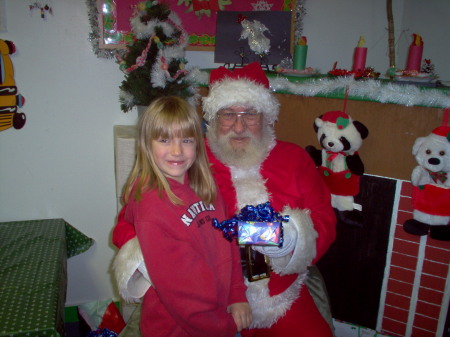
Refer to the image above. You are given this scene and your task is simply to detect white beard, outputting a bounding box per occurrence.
[206,123,276,169]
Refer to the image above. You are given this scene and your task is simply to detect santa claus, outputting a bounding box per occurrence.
[112,62,336,337]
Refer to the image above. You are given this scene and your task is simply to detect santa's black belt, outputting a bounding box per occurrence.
[241,245,270,282]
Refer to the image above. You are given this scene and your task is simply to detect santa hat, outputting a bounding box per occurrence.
[429,126,450,143]
[320,110,352,129]
[202,62,279,124]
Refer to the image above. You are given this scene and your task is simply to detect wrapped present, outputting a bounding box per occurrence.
[212,202,288,247]
[238,221,282,246]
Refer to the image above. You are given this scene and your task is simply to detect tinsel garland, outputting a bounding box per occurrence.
[86,0,117,59]
[191,70,450,109]
[293,0,306,45]
[270,76,450,108]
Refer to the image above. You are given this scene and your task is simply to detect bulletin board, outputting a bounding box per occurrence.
[96,0,297,50]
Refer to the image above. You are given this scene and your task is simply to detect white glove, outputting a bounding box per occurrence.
[252,222,297,258]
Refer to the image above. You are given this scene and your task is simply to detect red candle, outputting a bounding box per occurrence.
[406,34,423,71]
[352,36,367,72]
[352,47,367,72]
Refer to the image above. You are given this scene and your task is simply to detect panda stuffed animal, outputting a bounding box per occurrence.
[306,110,369,227]
[403,125,450,241]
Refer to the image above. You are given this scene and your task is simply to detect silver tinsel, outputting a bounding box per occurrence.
[293,0,306,45]
[270,76,450,109]
[86,0,118,59]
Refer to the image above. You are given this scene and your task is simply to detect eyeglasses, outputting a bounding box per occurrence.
[217,111,261,127]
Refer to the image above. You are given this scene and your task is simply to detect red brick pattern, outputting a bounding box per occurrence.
[379,181,450,337]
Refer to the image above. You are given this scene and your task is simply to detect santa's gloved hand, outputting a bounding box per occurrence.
[252,223,297,257]
[137,261,150,282]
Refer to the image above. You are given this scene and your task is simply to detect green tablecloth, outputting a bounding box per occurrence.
[0,219,94,337]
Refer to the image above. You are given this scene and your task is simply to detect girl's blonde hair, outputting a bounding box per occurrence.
[123,96,216,205]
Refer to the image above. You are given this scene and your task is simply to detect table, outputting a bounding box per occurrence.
[0,219,94,337]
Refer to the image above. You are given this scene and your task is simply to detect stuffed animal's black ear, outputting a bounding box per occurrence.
[353,121,369,139]
[313,123,318,133]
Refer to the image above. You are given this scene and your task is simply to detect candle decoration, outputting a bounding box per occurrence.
[406,33,424,72]
[352,36,367,72]
[293,36,308,70]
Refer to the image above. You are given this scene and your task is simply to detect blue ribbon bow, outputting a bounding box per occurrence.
[212,202,289,245]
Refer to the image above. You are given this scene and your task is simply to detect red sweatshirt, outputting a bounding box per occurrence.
[125,178,246,337]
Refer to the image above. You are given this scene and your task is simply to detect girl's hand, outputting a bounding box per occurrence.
[227,302,252,331]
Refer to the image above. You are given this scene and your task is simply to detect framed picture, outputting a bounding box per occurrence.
[214,11,292,66]
[95,0,298,51]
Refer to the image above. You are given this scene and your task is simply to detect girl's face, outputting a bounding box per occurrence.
[151,135,197,184]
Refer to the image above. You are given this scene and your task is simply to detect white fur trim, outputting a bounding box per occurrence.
[112,237,152,303]
[270,207,317,275]
[331,194,355,211]
[413,209,450,226]
[230,166,270,209]
[246,272,307,328]
[202,79,279,124]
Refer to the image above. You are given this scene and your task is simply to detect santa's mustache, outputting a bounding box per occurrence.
[221,130,256,145]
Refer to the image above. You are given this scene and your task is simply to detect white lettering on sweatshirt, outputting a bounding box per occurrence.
[181,201,215,226]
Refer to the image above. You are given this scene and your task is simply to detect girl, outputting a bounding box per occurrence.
[121,96,251,337]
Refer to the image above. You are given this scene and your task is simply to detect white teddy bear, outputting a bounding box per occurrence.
[403,126,450,241]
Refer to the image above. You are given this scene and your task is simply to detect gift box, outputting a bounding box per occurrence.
[212,202,287,247]
[238,221,282,246]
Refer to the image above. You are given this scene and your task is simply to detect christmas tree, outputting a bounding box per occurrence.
[117,1,195,113]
